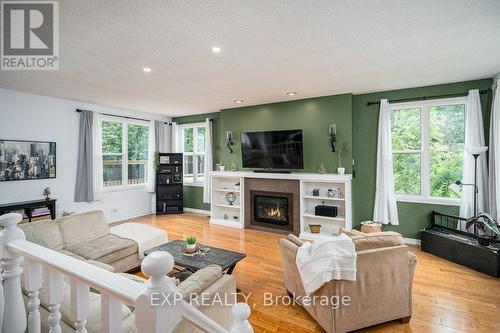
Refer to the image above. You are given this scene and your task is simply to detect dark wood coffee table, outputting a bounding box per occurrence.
[144,240,246,275]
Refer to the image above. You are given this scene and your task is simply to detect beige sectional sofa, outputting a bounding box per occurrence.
[20,210,140,272]
[279,230,417,333]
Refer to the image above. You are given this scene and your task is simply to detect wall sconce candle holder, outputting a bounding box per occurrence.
[226,131,234,153]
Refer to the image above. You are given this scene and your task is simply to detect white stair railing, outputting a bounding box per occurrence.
[0,213,253,333]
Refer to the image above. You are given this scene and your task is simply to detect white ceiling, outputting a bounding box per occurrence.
[1,0,500,116]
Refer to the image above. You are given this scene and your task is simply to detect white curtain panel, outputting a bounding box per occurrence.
[171,122,180,153]
[146,121,156,193]
[154,120,167,153]
[92,112,103,201]
[203,118,213,204]
[460,89,489,220]
[373,99,399,225]
[489,81,500,220]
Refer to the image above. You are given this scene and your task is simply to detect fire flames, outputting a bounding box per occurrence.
[265,205,284,220]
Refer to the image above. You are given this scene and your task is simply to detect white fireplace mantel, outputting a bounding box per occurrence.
[210,171,352,241]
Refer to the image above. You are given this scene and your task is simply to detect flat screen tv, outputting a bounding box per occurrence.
[240,129,304,170]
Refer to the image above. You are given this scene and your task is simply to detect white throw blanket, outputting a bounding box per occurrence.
[296,234,357,295]
[110,223,168,259]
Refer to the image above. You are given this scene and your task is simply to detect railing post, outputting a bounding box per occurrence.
[25,259,42,333]
[134,251,183,333]
[0,213,27,333]
[230,303,253,333]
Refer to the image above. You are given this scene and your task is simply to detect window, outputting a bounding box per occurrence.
[390,98,465,204]
[101,116,150,188]
[179,123,206,185]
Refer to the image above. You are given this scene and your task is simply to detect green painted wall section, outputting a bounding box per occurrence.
[352,78,494,238]
[173,112,220,211]
[219,94,353,173]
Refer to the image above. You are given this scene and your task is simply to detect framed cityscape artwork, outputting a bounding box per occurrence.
[0,140,57,181]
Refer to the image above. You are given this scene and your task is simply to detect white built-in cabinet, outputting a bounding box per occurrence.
[210,171,352,240]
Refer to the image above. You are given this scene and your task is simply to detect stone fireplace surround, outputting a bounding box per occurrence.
[244,178,300,235]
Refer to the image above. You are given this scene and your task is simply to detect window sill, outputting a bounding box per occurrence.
[396,195,460,206]
[183,182,204,188]
[103,184,147,193]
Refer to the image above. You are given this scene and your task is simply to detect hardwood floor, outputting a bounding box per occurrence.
[128,212,500,333]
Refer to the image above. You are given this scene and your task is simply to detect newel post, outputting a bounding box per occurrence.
[134,251,183,333]
[230,303,253,333]
[0,213,27,333]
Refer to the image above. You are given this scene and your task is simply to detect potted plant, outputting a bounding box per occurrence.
[337,142,348,175]
[235,182,241,190]
[233,215,239,221]
[465,213,500,246]
[186,235,197,250]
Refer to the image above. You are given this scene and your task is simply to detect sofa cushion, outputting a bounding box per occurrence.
[57,249,86,261]
[68,234,137,263]
[20,220,63,250]
[57,210,109,248]
[287,234,304,247]
[177,265,222,301]
[340,227,366,238]
[350,231,404,251]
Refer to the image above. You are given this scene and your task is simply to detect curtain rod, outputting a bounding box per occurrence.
[76,109,151,122]
[166,119,214,126]
[366,89,490,106]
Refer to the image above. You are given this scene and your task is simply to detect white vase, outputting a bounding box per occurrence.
[219,165,225,171]
[337,167,345,175]
[187,243,196,250]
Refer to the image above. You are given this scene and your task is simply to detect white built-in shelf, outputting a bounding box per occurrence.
[302,213,345,222]
[213,188,240,193]
[210,219,244,229]
[302,195,345,201]
[213,203,240,209]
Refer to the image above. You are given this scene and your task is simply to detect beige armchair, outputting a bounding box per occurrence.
[279,231,417,333]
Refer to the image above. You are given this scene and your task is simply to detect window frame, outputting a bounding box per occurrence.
[390,97,466,206]
[101,115,150,191]
[178,122,206,186]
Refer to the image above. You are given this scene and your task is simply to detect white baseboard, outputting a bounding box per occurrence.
[184,207,211,215]
[404,237,421,245]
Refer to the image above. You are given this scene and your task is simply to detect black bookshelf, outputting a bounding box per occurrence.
[156,153,183,214]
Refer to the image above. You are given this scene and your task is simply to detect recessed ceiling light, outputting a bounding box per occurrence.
[286,92,297,96]
[143,67,152,73]
[211,46,221,53]
[234,100,244,104]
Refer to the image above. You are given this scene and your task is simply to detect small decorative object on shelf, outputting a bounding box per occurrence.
[231,161,237,171]
[225,192,237,205]
[235,182,241,190]
[315,205,338,218]
[185,235,197,250]
[337,142,348,175]
[327,189,334,197]
[43,187,51,201]
[224,213,228,220]
[361,221,382,233]
[159,155,170,164]
[233,215,239,221]
[309,224,321,234]
[318,163,326,174]
[312,188,320,196]
[219,165,226,171]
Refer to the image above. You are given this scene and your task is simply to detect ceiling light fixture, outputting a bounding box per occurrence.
[142,67,152,73]
[286,92,297,96]
[211,46,221,53]
[234,100,244,104]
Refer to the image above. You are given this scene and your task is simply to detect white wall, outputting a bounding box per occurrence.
[0,89,171,223]
[495,72,500,82]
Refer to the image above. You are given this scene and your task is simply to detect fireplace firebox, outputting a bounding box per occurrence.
[254,195,289,225]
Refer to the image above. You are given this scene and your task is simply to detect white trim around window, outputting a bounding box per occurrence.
[179,122,207,186]
[391,97,465,206]
[101,115,151,192]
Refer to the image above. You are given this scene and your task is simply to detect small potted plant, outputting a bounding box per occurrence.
[186,235,197,250]
[337,142,348,175]
[235,182,241,190]
[465,213,500,246]
[233,215,239,221]
[43,187,51,201]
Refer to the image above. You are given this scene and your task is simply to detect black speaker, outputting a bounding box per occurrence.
[315,205,338,218]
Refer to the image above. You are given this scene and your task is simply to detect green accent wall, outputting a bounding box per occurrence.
[175,78,494,239]
[219,94,353,173]
[352,78,493,238]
